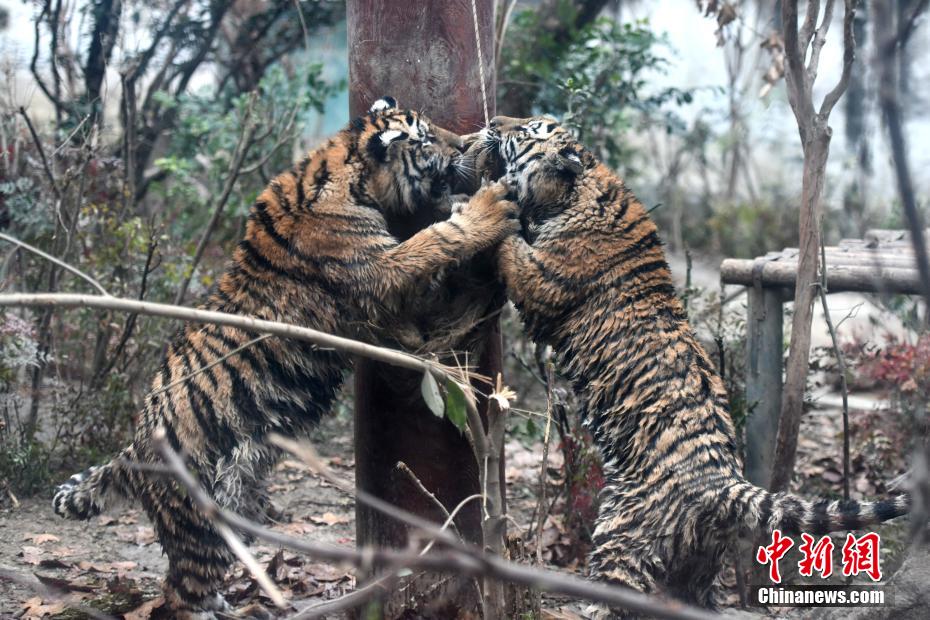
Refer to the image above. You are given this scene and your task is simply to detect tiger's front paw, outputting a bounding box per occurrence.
[458,182,520,244]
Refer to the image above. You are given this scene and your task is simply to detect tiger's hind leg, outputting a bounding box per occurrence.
[585,487,664,619]
[140,483,234,617]
[585,545,662,619]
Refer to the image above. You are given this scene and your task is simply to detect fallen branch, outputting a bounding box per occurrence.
[153,432,713,620]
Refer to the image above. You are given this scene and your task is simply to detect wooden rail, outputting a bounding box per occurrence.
[719,230,925,487]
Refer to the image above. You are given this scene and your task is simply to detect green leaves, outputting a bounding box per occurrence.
[444,381,468,432]
[420,371,444,418]
[419,372,469,432]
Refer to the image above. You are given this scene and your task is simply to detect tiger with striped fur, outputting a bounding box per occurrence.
[466,116,910,613]
[52,98,519,617]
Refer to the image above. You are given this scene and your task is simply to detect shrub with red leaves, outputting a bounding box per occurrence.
[847,334,930,410]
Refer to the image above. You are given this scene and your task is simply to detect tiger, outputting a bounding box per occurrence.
[51,97,520,617]
[464,116,911,613]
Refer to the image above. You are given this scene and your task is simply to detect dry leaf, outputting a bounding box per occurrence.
[306,563,349,582]
[117,526,156,546]
[275,521,316,535]
[123,596,165,620]
[310,512,349,526]
[21,596,66,619]
[24,533,60,545]
[19,546,45,564]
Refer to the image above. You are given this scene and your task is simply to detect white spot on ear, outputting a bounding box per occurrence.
[370,97,397,112]
[380,129,404,145]
[567,153,581,164]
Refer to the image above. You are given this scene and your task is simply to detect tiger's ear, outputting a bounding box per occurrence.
[370,96,398,112]
[552,145,594,176]
[553,149,584,175]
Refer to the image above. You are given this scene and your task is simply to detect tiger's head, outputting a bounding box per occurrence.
[351,97,466,215]
[462,115,596,239]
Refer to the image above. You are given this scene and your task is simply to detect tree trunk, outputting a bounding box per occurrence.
[770,125,832,493]
[347,1,504,617]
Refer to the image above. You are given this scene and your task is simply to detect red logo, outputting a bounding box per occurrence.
[757,531,883,583]
[798,533,834,578]
[756,529,794,583]
[842,532,882,581]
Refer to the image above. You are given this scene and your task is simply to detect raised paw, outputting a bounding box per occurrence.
[461,183,520,236]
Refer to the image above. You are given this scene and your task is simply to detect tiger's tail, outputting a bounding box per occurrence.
[723,479,910,536]
[53,446,136,520]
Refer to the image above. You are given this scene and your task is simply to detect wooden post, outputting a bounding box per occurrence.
[347,1,498,616]
[744,285,786,487]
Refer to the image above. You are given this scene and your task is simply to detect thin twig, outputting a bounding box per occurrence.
[18,106,60,199]
[818,230,851,500]
[421,494,483,555]
[535,363,555,565]
[0,233,110,296]
[152,334,273,396]
[397,461,461,540]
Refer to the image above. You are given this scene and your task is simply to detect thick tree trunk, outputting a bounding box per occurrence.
[347,1,503,616]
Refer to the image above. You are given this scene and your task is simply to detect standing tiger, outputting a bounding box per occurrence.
[52,98,519,617]
[466,116,911,613]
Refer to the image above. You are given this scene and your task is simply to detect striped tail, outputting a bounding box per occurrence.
[723,479,911,536]
[52,447,134,520]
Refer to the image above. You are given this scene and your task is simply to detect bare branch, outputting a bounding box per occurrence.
[0,566,116,620]
[0,293,473,384]
[17,106,60,200]
[535,363,556,565]
[819,0,858,118]
[150,428,285,608]
[0,233,109,296]
[268,434,461,549]
[896,0,930,48]
[782,0,814,131]
[873,0,930,545]
[817,233,851,500]
[799,0,822,51]
[806,0,836,86]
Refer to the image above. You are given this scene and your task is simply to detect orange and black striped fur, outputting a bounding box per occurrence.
[471,117,910,611]
[52,98,519,617]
